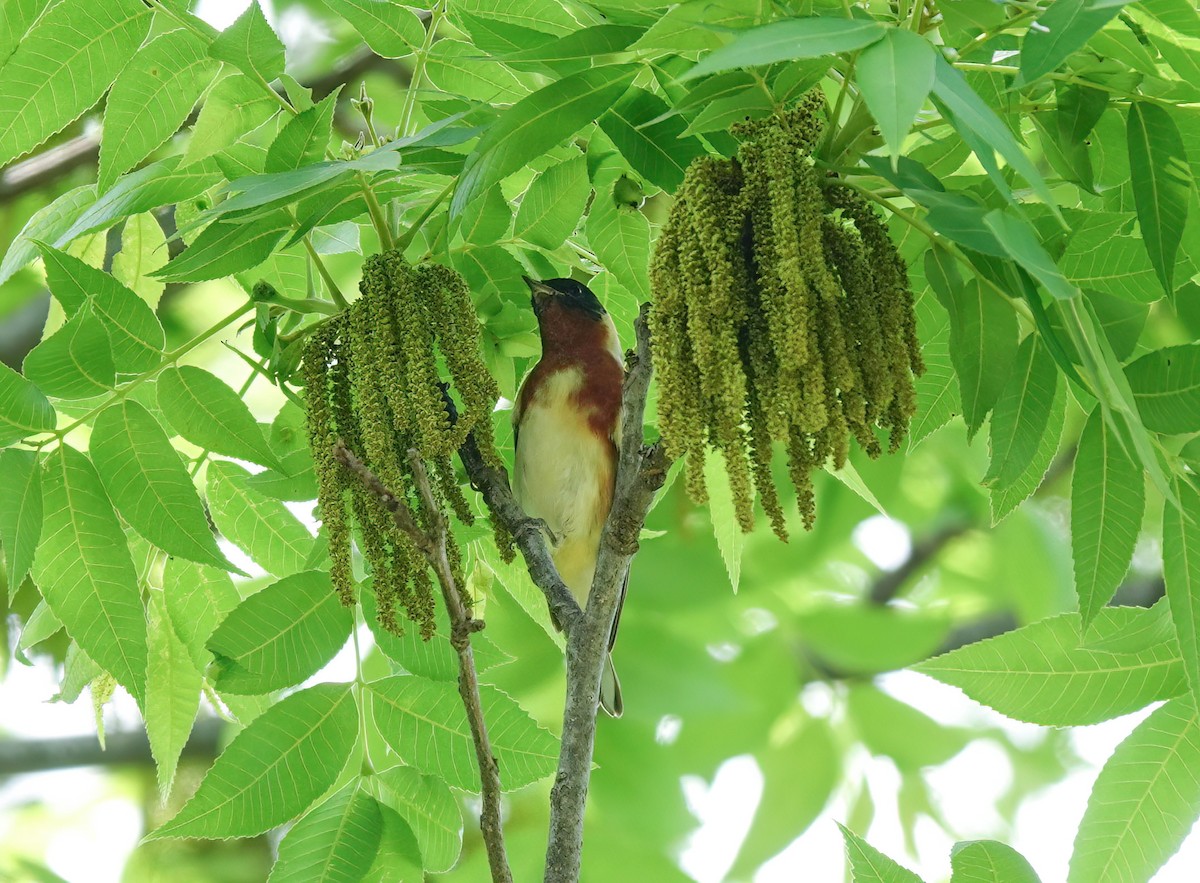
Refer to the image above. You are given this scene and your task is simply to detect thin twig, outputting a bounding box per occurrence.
[542,304,671,883]
[332,441,512,883]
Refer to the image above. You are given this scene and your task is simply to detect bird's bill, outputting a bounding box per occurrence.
[522,275,559,302]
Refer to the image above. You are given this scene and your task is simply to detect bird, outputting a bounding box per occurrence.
[512,275,626,717]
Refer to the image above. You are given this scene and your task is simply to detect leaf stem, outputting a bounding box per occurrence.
[395,179,455,253]
[398,1,446,139]
[301,236,350,308]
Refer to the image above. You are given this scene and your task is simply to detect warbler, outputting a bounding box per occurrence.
[513,276,625,717]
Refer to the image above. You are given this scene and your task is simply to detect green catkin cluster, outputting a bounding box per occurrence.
[303,251,501,637]
[650,93,924,538]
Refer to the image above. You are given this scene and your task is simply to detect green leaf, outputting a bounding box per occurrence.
[933,275,1018,440]
[704,449,746,593]
[21,305,115,399]
[458,185,513,245]
[730,718,838,877]
[112,213,169,307]
[1126,344,1200,434]
[930,57,1058,216]
[145,589,202,801]
[150,683,357,840]
[183,73,279,164]
[451,65,638,216]
[1127,101,1192,295]
[0,184,95,287]
[983,209,1078,301]
[162,558,240,669]
[1068,695,1200,883]
[0,361,56,447]
[99,28,217,192]
[37,245,165,374]
[0,0,151,166]
[989,371,1066,524]
[157,366,283,469]
[90,401,233,572]
[848,683,967,770]
[155,208,293,282]
[1165,475,1200,698]
[209,1,285,86]
[426,39,532,103]
[684,17,884,80]
[369,676,558,790]
[16,599,63,663]
[982,335,1057,490]
[1072,408,1144,627]
[951,840,1041,883]
[915,608,1186,726]
[0,448,42,598]
[597,88,706,193]
[500,23,645,62]
[513,154,590,249]
[33,446,147,704]
[856,29,936,164]
[266,90,339,173]
[1018,0,1126,85]
[586,180,651,301]
[323,0,423,58]
[909,283,957,448]
[368,766,463,874]
[362,805,424,882]
[838,824,926,883]
[207,570,352,694]
[268,779,382,883]
[0,0,45,66]
[207,460,315,576]
[1060,213,1164,303]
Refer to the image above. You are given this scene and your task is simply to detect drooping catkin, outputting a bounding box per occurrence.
[303,251,500,637]
[650,94,924,538]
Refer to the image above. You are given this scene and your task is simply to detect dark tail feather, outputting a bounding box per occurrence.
[599,653,623,718]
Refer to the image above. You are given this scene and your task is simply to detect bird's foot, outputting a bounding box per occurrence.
[517,516,560,549]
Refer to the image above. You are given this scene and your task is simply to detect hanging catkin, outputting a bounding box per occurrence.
[302,251,503,637]
[650,92,924,538]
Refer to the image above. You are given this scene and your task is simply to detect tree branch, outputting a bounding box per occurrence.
[333,441,513,883]
[0,717,222,776]
[543,304,671,883]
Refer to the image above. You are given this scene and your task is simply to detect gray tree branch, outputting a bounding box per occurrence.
[333,441,513,883]
[0,718,222,776]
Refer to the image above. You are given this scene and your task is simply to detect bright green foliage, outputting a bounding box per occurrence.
[209,2,286,88]
[206,460,315,577]
[144,588,202,801]
[99,28,216,192]
[2,0,1200,879]
[21,306,115,399]
[1165,476,1200,698]
[839,824,926,882]
[90,401,233,572]
[268,780,383,883]
[151,682,357,840]
[369,676,558,791]
[33,446,147,704]
[0,448,41,596]
[1069,696,1200,883]
[1072,409,1144,626]
[951,840,1042,883]
[207,570,352,694]
[0,0,151,166]
[157,366,283,469]
[368,766,463,874]
[917,609,1186,726]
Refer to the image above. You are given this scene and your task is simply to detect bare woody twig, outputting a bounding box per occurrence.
[332,441,513,883]
[543,304,670,883]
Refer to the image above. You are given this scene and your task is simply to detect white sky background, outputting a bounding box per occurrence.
[5,3,1198,881]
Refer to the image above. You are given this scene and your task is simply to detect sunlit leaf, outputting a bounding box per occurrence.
[145,588,203,801]
[684,17,884,80]
[1127,101,1192,295]
[1165,476,1200,698]
[1125,344,1200,434]
[157,366,284,470]
[368,765,463,874]
[209,1,285,86]
[150,683,357,840]
[951,840,1041,883]
[857,29,936,164]
[1068,696,1200,883]
[207,460,315,576]
[268,779,382,883]
[839,824,926,883]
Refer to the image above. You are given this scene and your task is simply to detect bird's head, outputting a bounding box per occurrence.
[523,276,606,322]
[523,276,613,355]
